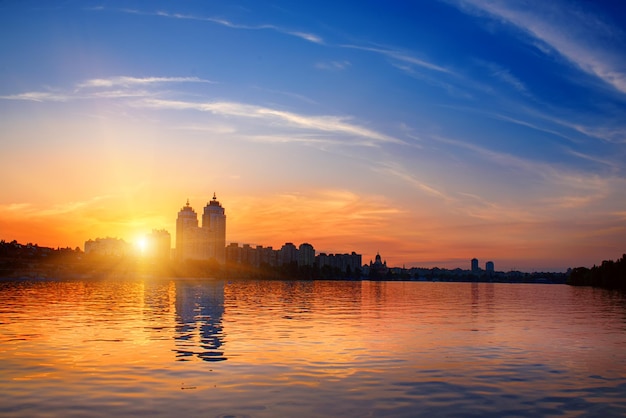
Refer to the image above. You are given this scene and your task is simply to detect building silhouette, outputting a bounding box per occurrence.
[471,258,479,273]
[84,237,130,257]
[368,252,388,279]
[146,229,171,260]
[318,252,362,274]
[202,194,226,264]
[279,242,298,265]
[176,194,226,263]
[175,200,203,260]
[298,243,315,266]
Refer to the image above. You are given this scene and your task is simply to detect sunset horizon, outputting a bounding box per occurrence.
[0,191,619,273]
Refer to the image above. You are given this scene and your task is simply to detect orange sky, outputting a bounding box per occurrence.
[2,185,624,271]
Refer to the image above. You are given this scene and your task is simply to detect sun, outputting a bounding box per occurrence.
[135,237,147,255]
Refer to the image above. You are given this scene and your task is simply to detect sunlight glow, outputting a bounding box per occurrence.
[135,237,147,255]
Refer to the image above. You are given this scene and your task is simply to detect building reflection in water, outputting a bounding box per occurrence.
[174,280,226,362]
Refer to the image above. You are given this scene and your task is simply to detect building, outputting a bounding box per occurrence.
[298,243,315,266]
[202,194,226,264]
[146,229,171,260]
[369,252,388,279]
[278,242,298,266]
[225,242,241,264]
[84,237,130,257]
[318,252,362,274]
[471,258,479,273]
[486,261,494,273]
[175,195,226,263]
[175,200,203,261]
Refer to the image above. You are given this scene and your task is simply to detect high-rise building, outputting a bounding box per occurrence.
[176,200,203,261]
[146,229,171,260]
[202,193,226,264]
[486,261,494,273]
[176,195,227,263]
[471,258,479,273]
[279,242,298,265]
[84,237,130,257]
[298,243,315,266]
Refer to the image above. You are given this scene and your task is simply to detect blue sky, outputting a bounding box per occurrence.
[1,0,625,271]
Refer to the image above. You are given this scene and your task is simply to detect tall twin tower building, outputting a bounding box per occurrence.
[175,194,226,263]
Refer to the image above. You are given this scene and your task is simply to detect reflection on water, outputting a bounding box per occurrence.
[0,279,625,417]
[174,280,226,362]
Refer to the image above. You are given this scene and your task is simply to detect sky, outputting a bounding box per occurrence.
[1,0,625,272]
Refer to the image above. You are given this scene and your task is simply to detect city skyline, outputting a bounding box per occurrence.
[1,1,626,272]
[175,194,226,263]
[88,196,499,274]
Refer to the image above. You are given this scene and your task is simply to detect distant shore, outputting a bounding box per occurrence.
[3,239,624,288]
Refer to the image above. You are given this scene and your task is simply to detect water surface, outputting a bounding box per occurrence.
[1,279,625,417]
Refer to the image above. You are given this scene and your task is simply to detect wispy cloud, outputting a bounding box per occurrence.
[0,91,69,102]
[371,160,542,224]
[229,189,403,247]
[77,76,212,89]
[430,133,613,202]
[315,60,351,71]
[341,44,452,74]
[1,195,113,218]
[488,112,577,144]
[568,124,626,145]
[251,86,318,105]
[432,133,548,175]
[1,76,211,102]
[99,8,324,44]
[564,148,619,171]
[155,10,324,44]
[0,75,400,147]
[372,161,452,201]
[529,111,626,144]
[477,60,528,94]
[448,0,626,94]
[140,98,405,145]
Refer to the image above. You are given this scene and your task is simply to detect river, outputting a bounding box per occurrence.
[1,279,625,417]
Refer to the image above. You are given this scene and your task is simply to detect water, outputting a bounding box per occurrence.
[1,279,625,417]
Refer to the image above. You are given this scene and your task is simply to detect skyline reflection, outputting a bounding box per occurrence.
[174,280,226,362]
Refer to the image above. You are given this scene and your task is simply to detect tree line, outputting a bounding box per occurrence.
[567,254,626,290]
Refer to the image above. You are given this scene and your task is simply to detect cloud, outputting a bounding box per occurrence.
[341,44,452,74]
[568,124,626,144]
[529,111,626,144]
[448,0,626,94]
[0,91,69,102]
[77,76,212,89]
[140,98,405,145]
[315,61,351,71]
[0,195,113,218]
[1,75,402,147]
[564,148,619,170]
[3,203,32,211]
[372,161,452,201]
[486,112,578,144]
[430,133,614,205]
[289,31,323,44]
[477,60,528,94]
[228,190,403,248]
[106,8,325,44]
[251,86,318,105]
[0,76,211,103]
